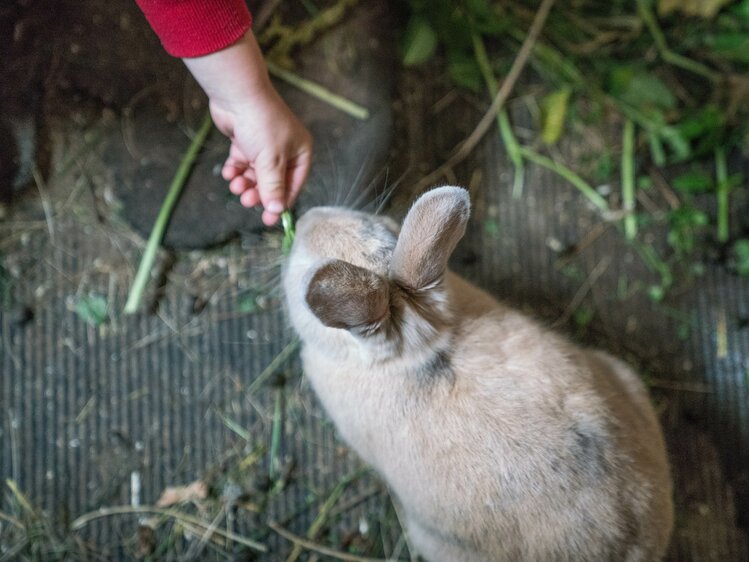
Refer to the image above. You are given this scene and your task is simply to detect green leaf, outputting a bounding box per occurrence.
[75,293,108,326]
[465,0,507,36]
[667,205,708,255]
[732,0,749,19]
[447,54,483,92]
[607,66,676,111]
[672,170,713,193]
[705,32,749,63]
[402,16,438,67]
[648,285,666,302]
[573,306,595,328]
[675,105,725,141]
[734,239,749,277]
[540,87,572,145]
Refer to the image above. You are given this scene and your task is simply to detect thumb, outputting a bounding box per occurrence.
[255,151,287,217]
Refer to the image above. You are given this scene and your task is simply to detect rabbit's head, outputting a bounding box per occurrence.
[283,186,470,362]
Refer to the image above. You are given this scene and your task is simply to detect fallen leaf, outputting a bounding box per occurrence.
[541,87,572,145]
[74,293,108,326]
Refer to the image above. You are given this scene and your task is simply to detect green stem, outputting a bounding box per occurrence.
[472,33,525,197]
[267,61,369,120]
[247,339,300,395]
[635,0,719,82]
[269,387,284,481]
[281,210,296,255]
[124,112,213,314]
[518,146,609,212]
[622,119,637,240]
[715,147,729,243]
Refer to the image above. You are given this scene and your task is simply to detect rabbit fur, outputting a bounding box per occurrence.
[282,186,673,562]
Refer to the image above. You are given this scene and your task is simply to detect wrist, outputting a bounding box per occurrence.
[183,31,273,111]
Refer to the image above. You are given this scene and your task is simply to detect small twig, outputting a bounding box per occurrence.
[0,510,24,529]
[553,256,612,328]
[31,167,56,244]
[554,222,610,268]
[70,505,267,552]
[267,61,369,120]
[270,522,392,562]
[123,112,213,314]
[716,309,728,359]
[621,119,637,240]
[216,412,252,441]
[647,378,713,394]
[254,0,284,31]
[8,412,19,485]
[184,504,226,559]
[636,0,719,82]
[414,0,557,192]
[5,480,34,514]
[286,469,365,562]
[648,167,681,210]
[0,538,29,562]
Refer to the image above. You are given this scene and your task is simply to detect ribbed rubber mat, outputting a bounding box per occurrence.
[3,3,749,561]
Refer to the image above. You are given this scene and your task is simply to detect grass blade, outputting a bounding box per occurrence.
[715,147,729,243]
[123,112,213,314]
[267,61,369,120]
[281,210,296,255]
[269,387,284,481]
[518,147,609,213]
[622,119,637,240]
[472,33,526,197]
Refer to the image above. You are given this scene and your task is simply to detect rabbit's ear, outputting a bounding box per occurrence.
[390,186,470,291]
[306,260,390,333]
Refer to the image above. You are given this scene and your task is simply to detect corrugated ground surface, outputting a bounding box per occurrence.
[2,1,749,560]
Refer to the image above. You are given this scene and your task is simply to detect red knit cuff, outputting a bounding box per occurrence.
[136,0,252,58]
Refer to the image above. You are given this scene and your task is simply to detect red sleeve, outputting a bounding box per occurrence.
[136,0,252,58]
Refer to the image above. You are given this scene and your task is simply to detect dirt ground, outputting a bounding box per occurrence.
[1,0,749,560]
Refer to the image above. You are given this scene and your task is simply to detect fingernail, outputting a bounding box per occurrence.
[267,201,284,214]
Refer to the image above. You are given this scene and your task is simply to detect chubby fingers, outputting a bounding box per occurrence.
[255,151,289,226]
[222,143,313,226]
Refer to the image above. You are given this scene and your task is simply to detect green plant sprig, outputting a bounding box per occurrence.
[124,112,213,315]
[281,210,296,255]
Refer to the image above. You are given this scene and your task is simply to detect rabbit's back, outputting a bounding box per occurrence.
[373,276,673,561]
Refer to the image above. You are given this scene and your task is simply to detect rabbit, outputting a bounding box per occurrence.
[282,186,673,562]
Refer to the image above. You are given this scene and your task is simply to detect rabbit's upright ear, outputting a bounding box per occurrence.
[306,260,390,333]
[390,186,470,291]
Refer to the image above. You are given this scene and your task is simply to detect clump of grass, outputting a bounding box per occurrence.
[1,479,90,561]
[400,0,749,295]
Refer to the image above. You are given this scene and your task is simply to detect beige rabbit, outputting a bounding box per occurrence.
[283,186,673,561]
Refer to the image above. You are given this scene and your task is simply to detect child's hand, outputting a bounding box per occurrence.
[183,31,313,226]
[210,88,313,226]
